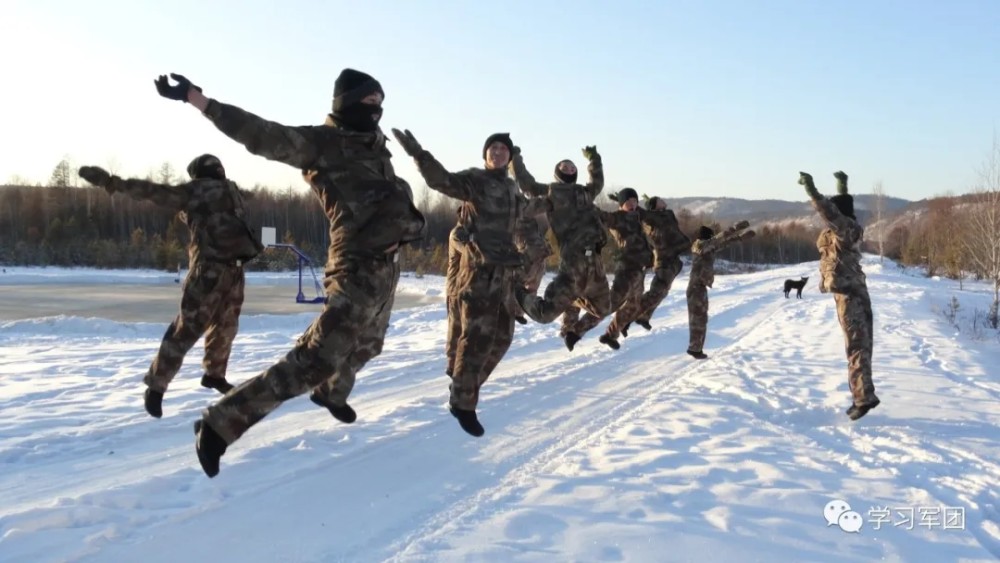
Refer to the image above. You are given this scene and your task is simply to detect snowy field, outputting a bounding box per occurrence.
[1,258,998,562]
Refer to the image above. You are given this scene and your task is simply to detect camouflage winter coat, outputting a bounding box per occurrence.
[602,210,653,269]
[107,176,262,265]
[510,151,607,256]
[413,156,545,268]
[640,208,690,269]
[812,197,866,294]
[201,101,427,273]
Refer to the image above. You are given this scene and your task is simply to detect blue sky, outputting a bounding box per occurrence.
[2,0,998,202]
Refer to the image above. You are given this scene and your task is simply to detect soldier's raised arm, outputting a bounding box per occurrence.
[509,147,548,197]
[154,73,320,170]
[78,166,189,209]
[799,171,856,238]
[582,146,604,201]
[391,128,476,201]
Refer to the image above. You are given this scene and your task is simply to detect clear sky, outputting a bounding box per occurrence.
[2,0,998,202]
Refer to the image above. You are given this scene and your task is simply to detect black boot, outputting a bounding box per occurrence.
[309,392,357,424]
[564,332,581,351]
[636,319,652,331]
[193,419,227,478]
[599,334,621,350]
[449,405,485,437]
[621,323,630,338]
[846,397,880,421]
[144,387,164,419]
[515,315,528,325]
[200,375,234,394]
[687,349,708,360]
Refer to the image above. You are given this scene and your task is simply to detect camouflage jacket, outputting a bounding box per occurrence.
[510,152,607,256]
[602,210,653,269]
[107,176,262,265]
[202,101,426,272]
[640,208,691,268]
[689,221,751,288]
[811,196,866,294]
[412,152,545,268]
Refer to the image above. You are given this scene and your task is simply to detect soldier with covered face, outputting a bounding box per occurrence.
[152,69,426,477]
[392,128,544,437]
[800,170,880,421]
[573,187,653,351]
[509,146,611,350]
[686,221,755,359]
[79,154,262,418]
[618,196,691,337]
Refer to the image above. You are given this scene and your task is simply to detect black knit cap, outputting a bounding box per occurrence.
[187,154,224,180]
[617,187,639,203]
[332,68,384,112]
[645,196,661,210]
[482,133,513,160]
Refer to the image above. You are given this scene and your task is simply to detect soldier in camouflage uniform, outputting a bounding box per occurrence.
[573,188,653,351]
[800,170,880,421]
[392,128,545,437]
[619,196,691,337]
[78,154,263,419]
[152,69,426,477]
[686,221,755,359]
[510,147,611,351]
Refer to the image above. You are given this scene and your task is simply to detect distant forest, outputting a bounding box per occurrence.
[0,157,987,280]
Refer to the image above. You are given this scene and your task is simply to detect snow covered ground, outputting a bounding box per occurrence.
[1,258,998,562]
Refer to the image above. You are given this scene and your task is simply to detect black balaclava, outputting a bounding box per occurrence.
[646,196,661,210]
[698,226,715,241]
[554,159,578,184]
[331,68,385,132]
[187,154,225,180]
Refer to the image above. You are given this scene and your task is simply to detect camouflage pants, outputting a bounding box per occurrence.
[635,259,683,324]
[604,265,651,339]
[143,261,245,392]
[572,262,644,338]
[519,250,611,328]
[451,264,517,411]
[445,229,465,376]
[834,289,878,406]
[687,282,709,352]
[203,255,399,445]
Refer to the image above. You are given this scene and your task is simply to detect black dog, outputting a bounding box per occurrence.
[783,276,809,299]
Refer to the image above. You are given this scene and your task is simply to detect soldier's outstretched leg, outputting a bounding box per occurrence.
[686,283,709,359]
[570,266,640,341]
[835,290,879,419]
[195,258,397,477]
[518,268,583,324]
[603,270,646,347]
[143,263,227,418]
[201,265,246,394]
[561,256,612,351]
[450,266,511,437]
[445,295,462,376]
[310,261,399,423]
[635,261,683,330]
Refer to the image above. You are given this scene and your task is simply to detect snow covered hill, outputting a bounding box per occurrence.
[0,259,998,562]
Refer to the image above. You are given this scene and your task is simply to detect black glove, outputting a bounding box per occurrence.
[78,166,113,191]
[154,73,202,102]
[582,145,599,160]
[391,128,424,157]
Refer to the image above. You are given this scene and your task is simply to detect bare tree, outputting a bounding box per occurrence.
[157,162,177,185]
[871,180,886,263]
[49,156,74,188]
[963,135,1000,328]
